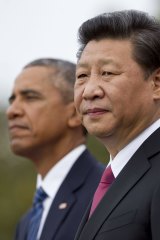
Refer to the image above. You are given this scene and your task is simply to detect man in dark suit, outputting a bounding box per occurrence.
[74,10,160,240]
[6,58,104,240]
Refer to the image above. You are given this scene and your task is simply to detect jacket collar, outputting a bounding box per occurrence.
[40,150,99,240]
[76,128,160,240]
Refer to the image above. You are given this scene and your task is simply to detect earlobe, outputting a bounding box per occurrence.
[68,103,82,128]
[153,68,160,100]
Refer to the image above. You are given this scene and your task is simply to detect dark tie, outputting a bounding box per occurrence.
[27,187,48,240]
[89,165,115,217]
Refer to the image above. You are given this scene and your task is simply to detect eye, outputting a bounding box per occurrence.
[102,71,113,76]
[77,73,88,79]
[8,95,15,104]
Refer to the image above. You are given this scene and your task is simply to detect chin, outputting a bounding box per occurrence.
[11,142,32,158]
[85,128,103,137]
[85,125,112,139]
[11,146,26,157]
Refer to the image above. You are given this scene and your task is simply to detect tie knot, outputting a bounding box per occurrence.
[100,165,115,184]
[33,187,48,206]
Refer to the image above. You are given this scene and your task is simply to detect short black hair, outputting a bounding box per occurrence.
[77,10,160,77]
[24,58,76,102]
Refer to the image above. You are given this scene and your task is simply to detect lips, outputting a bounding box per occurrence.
[8,123,29,134]
[85,108,108,116]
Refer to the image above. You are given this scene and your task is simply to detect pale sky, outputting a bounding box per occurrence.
[0,0,159,107]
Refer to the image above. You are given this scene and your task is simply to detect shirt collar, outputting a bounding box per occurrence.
[36,145,86,198]
[110,119,160,177]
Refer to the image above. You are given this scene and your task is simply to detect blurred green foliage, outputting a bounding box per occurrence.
[0,109,108,240]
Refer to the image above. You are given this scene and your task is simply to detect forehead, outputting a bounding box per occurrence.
[12,66,70,101]
[11,66,62,97]
[77,39,134,68]
[14,66,54,88]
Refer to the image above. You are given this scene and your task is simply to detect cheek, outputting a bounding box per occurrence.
[74,89,82,111]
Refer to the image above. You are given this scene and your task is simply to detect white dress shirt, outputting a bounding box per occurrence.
[109,119,160,178]
[36,144,86,239]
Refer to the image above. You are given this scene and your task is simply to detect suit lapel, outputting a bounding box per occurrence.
[40,150,97,240]
[78,147,151,240]
[74,202,91,240]
[40,183,76,240]
[17,210,31,240]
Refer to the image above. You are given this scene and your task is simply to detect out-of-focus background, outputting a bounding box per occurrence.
[0,0,159,239]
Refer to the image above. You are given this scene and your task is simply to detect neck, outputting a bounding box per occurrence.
[99,117,159,159]
[30,137,86,178]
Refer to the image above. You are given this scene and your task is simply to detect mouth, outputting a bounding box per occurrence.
[9,124,29,133]
[85,108,108,116]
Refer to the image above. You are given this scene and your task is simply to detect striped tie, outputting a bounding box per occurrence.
[27,187,48,240]
[89,165,115,217]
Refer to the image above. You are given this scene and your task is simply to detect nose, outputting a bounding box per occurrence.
[6,100,24,120]
[82,75,104,100]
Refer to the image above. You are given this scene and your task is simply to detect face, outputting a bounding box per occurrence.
[7,66,72,157]
[74,39,158,150]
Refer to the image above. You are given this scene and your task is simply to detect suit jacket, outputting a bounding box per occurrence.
[14,149,105,240]
[75,128,160,240]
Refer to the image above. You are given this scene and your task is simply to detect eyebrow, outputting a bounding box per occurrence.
[77,59,120,69]
[76,63,89,70]
[99,59,116,65]
[8,89,42,103]
[20,89,42,95]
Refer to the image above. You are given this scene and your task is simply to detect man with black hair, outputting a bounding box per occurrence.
[7,58,104,240]
[74,10,160,240]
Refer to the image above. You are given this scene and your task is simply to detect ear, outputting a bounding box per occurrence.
[152,68,160,100]
[67,102,82,128]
